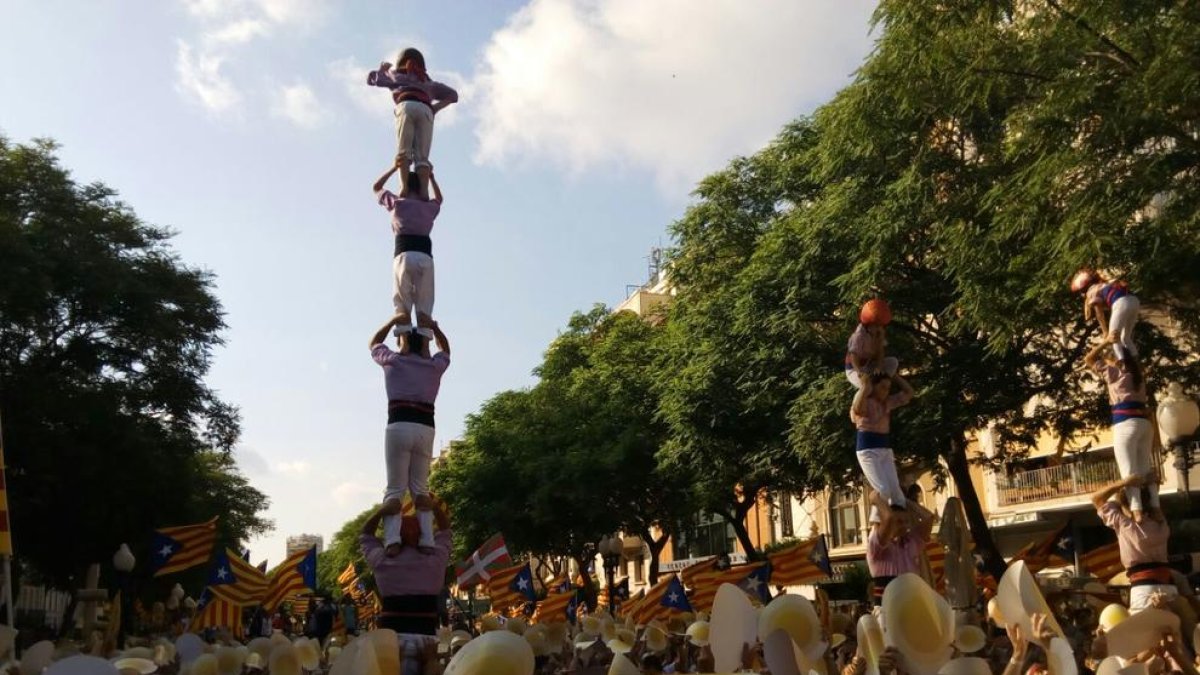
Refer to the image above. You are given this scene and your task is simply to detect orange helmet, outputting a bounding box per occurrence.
[860,298,892,326]
[1070,269,1097,294]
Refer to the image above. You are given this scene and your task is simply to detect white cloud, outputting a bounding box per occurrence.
[205,18,269,45]
[234,446,270,475]
[182,0,326,27]
[327,57,393,118]
[274,460,311,475]
[472,0,876,191]
[332,481,377,507]
[175,40,241,113]
[270,81,331,129]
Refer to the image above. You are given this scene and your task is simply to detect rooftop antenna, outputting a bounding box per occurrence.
[648,247,663,283]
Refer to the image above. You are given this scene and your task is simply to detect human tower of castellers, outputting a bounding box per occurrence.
[11,48,1198,675]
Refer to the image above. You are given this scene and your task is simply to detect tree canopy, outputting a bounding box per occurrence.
[0,136,270,587]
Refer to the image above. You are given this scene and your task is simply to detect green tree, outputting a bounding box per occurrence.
[317,505,376,597]
[0,136,271,587]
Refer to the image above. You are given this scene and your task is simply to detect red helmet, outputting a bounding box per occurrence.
[860,298,892,326]
[1070,269,1097,294]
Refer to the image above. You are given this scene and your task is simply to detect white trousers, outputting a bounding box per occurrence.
[383,422,435,546]
[857,447,906,507]
[1129,584,1178,612]
[1113,417,1158,511]
[393,252,435,338]
[846,356,899,388]
[395,100,434,169]
[1109,295,1140,357]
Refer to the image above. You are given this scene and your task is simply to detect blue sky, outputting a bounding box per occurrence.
[1,0,875,570]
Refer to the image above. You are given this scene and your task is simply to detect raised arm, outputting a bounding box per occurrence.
[370,314,406,350]
[431,321,450,357]
[852,380,873,417]
[428,81,459,113]
[892,374,915,398]
[373,163,400,194]
[361,499,402,537]
[429,173,443,204]
[1084,340,1109,371]
[1092,476,1141,510]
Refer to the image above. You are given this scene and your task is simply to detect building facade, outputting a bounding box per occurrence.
[285,533,324,559]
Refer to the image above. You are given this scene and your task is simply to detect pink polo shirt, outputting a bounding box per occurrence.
[1097,502,1168,568]
[866,529,925,577]
[1091,362,1146,406]
[361,530,451,596]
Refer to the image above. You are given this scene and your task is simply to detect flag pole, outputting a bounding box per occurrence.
[0,409,16,647]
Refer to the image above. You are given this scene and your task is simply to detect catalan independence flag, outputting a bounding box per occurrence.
[533,589,579,624]
[1080,540,1123,582]
[633,574,691,625]
[208,547,269,606]
[486,562,537,610]
[262,546,318,612]
[338,562,358,588]
[151,517,218,577]
[680,557,719,590]
[688,563,769,612]
[191,588,243,636]
[768,535,832,587]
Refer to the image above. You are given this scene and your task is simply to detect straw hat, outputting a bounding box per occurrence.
[761,629,806,675]
[350,638,381,675]
[600,619,617,643]
[712,584,761,673]
[857,614,886,675]
[364,629,399,675]
[686,621,711,647]
[243,654,264,672]
[22,640,57,675]
[607,654,640,675]
[606,634,633,655]
[938,658,992,675]
[830,633,847,650]
[580,615,602,638]
[1099,604,1130,632]
[524,625,550,657]
[480,614,504,634]
[267,645,299,675]
[1108,571,1130,586]
[1095,656,1124,675]
[451,631,473,650]
[1105,608,1180,659]
[573,633,600,652]
[545,623,569,649]
[188,654,219,675]
[882,573,954,675]
[44,656,118,675]
[644,625,669,653]
[246,638,271,664]
[759,594,826,663]
[1047,637,1077,675]
[954,625,986,654]
[444,630,535,675]
[214,646,246,675]
[986,599,1005,628]
[116,649,153,663]
[831,613,853,636]
[327,638,359,675]
[996,561,1064,643]
[292,639,319,671]
[506,616,528,636]
[112,658,156,675]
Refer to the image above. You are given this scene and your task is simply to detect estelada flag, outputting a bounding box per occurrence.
[208,547,269,606]
[680,557,719,590]
[486,562,536,610]
[533,589,579,624]
[455,534,512,588]
[262,546,317,612]
[338,561,357,587]
[1080,540,1123,582]
[633,574,691,625]
[689,563,768,612]
[922,539,947,592]
[768,535,832,586]
[151,517,218,577]
[191,588,243,636]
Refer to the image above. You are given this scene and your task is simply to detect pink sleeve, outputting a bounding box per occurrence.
[359,533,385,568]
[1098,501,1128,530]
[372,344,398,366]
[434,352,450,372]
[427,80,459,103]
[377,189,397,211]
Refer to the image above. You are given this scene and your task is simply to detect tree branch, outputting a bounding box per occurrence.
[1044,0,1140,69]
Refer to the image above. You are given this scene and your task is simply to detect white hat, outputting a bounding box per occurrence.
[112,658,156,675]
[524,625,551,657]
[444,630,535,675]
[480,614,504,633]
[607,654,640,675]
[173,634,205,665]
[1099,604,1130,632]
[996,560,1064,643]
[1105,608,1180,659]
[938,658,992,675]
[506,616,528,636]
[758,594,827,666]
[830,633,847,650]
[686,620,711,646]
[267,645,299,675]
[954,625,986,654]
[712,584,759,674]
[986,598,1005,628]
[215,646,247,675]
[763,628,808,675]
[246,638,272,664]
[44,656,118,675]
[1095,656,1124,675]
[857,614,885,675]
[1047,637,1077,675]
[644,625,669,653]
[580,615,602,638]
[883,573,953,675]
[189,654,219,675]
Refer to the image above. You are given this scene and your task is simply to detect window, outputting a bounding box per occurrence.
[632,555,645,584]
[673,514,736,560]
[829,489,862,548]
[778,492,795,538]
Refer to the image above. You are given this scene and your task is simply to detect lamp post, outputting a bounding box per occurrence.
[112,544,135,648]
[1157,383,1200,500]
[598,535,623,612]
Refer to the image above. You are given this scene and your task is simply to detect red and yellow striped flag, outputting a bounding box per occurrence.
[338,562,357,587]
[688,563,768,612]
[680,557,718,590]
[485,563,533,610]
[151,517,218,577]
[262,546,317,612]
[191,590,243,636]
[768,536,831,586]
[1080,542,1123,582]
[923,540,947,592]
[533,589,578,624]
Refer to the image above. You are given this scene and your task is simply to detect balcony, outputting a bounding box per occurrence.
[995,446,1163,507]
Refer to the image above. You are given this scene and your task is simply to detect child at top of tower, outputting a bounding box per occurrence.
[846,298,899,389]
[367,47,459,199]
[1072,269,1140,358]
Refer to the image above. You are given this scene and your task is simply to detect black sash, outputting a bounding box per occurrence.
[378,594,439,635]
[395,234,433,257]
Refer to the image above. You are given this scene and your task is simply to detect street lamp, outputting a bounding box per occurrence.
[598,535,623,612]
[1157,383,1200,499]
[112,544,135,648]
